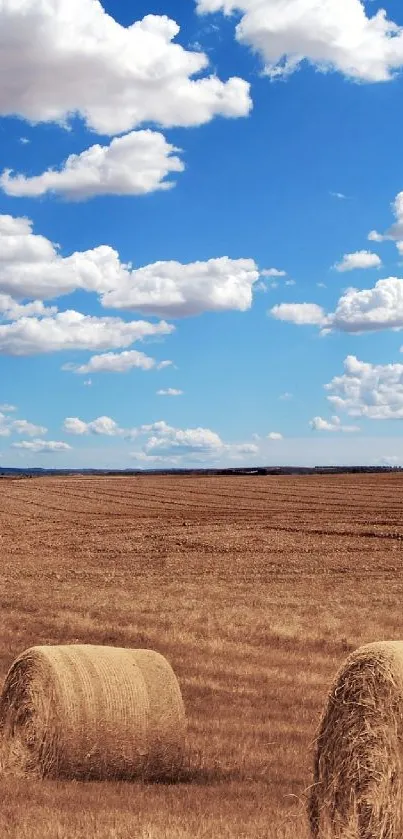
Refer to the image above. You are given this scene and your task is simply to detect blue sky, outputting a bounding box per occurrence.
[2,0,403,467]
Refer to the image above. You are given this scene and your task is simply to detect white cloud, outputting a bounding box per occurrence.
[330,278,403,333]
[157,388,183,396]
[285,279,296,286]
[270,302,326,326]
[0,311,173,357]
[0,214,121,299]
[142,421,258,458]
[368,230,386,243]
[0,0,251,135]
[63,415,257,461]
[279,392,292,401]
[64,349,170,375]
[271,278,403,334]
[0,411,47,437]
[334,250,382,272]
[19,137,30,145]
[63,416,124,437]
[1,131,184,200]
[267,432,283,440]
[197,0,403,83]
[325,355,403,419]
[12,419,47,437]
[230,443,259,455]
[130,451,181,466]
[0,294,57,321]
[0,414,11,437]
[309,415,360,433]
[83,379,92,387]
[11,439,71,452]
[101,256,259,317]
[330,192,348,200]
[144,421,224,455]
[0,216,258,318]
[261,268,286,278]
[369,192,403,254]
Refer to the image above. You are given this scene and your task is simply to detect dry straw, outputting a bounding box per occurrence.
[0,645,186,781]
[309,641,403,839]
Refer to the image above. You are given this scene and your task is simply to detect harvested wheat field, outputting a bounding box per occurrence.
[1,473,403,839]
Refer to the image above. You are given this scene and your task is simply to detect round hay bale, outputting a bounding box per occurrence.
[309,641,403,839]
[0,645,186,781]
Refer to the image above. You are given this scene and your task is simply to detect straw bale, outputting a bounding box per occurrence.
[309,640,403,839]
[0,645,186,781]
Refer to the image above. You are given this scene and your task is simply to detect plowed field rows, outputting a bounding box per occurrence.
[1,474,403,838]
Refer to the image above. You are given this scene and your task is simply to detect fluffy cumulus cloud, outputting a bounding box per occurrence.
[309,415,360,433]
[63,416,128,437]
[11,440,71,452]
[369,192,403,254]
[325,355,403,419]
[0,0,251,135]
[11,419,47,436]
[141,421,259,459]
[330,278,403,333]
[0,216,258,319]
[334,250,382,272]
[271,302,326,326]
[64,350,171,375]
[0,215,122,300]
[267,432,283,440]
[101,257,259,317]
[63,415,150,441]
[0,311,173,356]
[0,403,16,412]
[271,278,403,334]
[63,415,258,461]
[1,131,184,200]
[0,294,57,321]
[0,411,47,437]
[197,0,403,83]
[143,421,224,456]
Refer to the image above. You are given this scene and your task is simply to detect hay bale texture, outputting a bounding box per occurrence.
[309,641,403,839]
[0,645,186,781]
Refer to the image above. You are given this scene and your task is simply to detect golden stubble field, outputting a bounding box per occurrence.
[1,473,403,838]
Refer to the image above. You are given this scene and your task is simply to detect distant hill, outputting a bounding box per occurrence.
[0,465,402,478]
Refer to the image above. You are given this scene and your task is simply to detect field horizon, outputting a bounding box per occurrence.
[1,474,402,838]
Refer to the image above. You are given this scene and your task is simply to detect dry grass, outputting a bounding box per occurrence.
[0,473,403,837]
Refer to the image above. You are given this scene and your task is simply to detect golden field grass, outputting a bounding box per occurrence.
[1,473,403,838]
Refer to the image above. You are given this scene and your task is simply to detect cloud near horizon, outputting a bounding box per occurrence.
[63,415,258,461]
[11,439,71,452]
